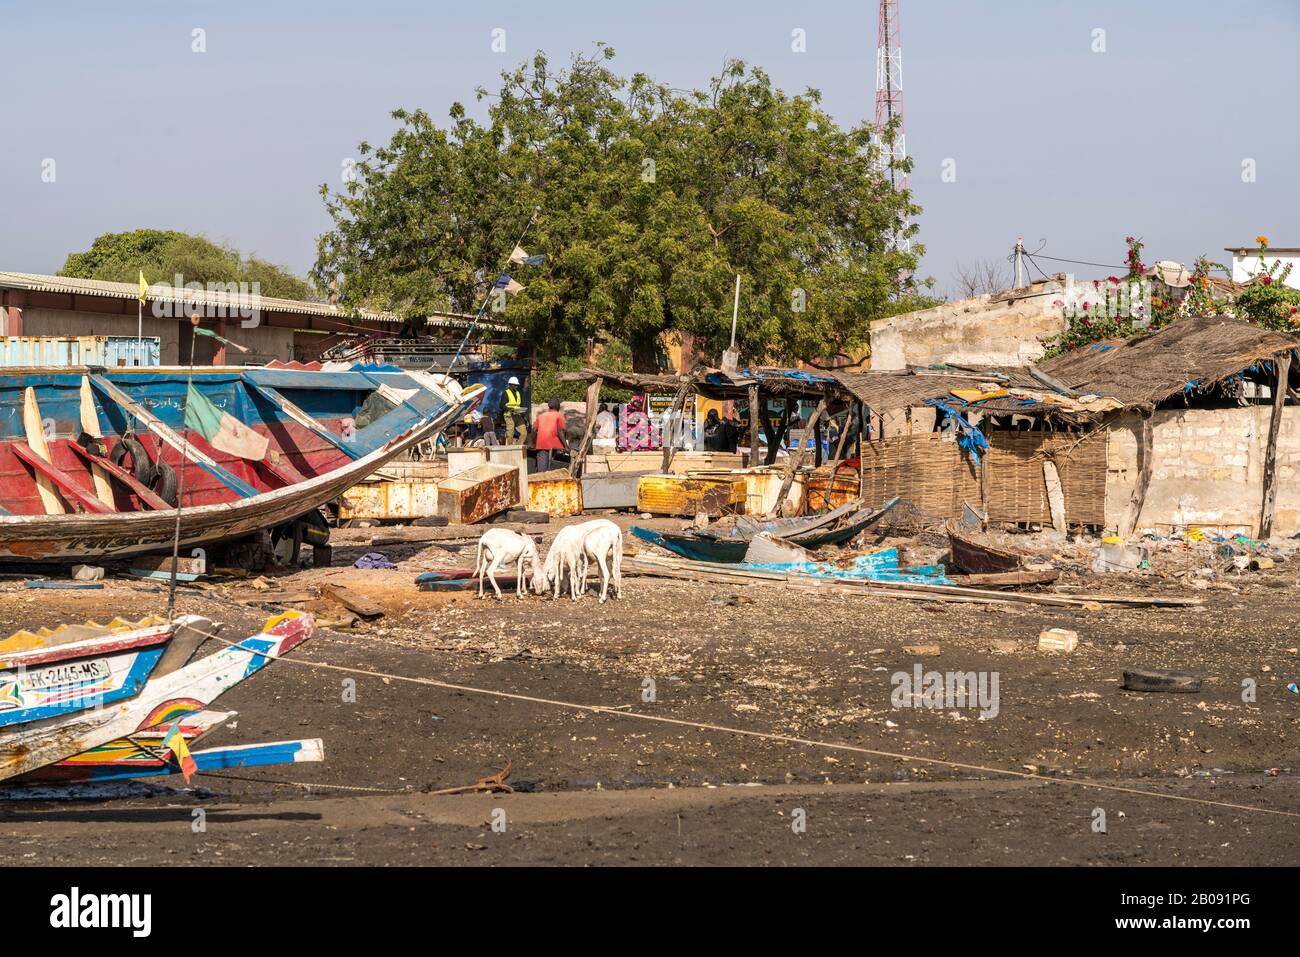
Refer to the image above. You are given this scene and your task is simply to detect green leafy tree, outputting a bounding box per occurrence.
[314,48,922,370]
[60,229,315,300]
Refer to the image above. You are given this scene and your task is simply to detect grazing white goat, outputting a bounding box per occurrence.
[475,528,542,599]
[578,519,623,603]
[537,524,588,600]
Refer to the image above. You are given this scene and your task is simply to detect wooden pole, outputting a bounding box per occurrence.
[1119,412,1154,538]
[1259,352,1291,539]
[569,376,603,476]
[774,397,826,516]
[748,384,761,468]
[832,405,852,461]
[660,379,692,473]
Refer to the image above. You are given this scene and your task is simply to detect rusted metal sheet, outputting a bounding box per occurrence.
[806,466,861,511]
[436,463,519,524]
[636,474,746,517]
[527,468,582,516]
[339,480,440,520]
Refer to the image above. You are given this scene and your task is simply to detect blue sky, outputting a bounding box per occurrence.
[1,0,1296,297]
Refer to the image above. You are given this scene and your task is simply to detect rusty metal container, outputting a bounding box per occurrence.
[805,465,861,512]
[636,474,746,517]
[436,463,519,524]
[339,480,441,521]
[581,470,652,510]
[527,468,583,516]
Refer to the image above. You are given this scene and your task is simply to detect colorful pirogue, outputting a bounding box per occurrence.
[0,611,319,784]
[0,363,482,561]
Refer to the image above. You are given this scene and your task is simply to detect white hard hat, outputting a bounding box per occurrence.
[507,376,520,385]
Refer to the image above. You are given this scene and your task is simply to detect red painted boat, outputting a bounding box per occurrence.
[0,365,482,561]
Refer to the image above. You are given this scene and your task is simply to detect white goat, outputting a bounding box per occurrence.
[539,520,624,601]
[475,528,542,599]
[578,519,623,603]
[537,524,588,600]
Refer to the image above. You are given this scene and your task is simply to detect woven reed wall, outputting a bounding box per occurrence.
[859,430,1107,524]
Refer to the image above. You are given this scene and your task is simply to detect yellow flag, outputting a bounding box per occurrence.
[138,270,148,303]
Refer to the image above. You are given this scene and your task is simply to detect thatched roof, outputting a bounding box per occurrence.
[557,318,1298,425]
[1039,315,1297,408]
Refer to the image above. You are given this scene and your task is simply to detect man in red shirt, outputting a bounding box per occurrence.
[533,398,568,473]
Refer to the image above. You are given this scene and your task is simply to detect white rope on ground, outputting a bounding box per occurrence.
[188,623,1300,820]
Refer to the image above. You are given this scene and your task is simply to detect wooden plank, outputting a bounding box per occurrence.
[244,379,360,460]
[570,376,603,476]
[659,379,693,473]
[11,443,113,514]
[66,441,171,510]
[79,376,116,509]
[88,374,257,498]
[1259,351,1291,539]
[1119,413,1154,538]
[747,385,761,466]
[21,387,65,514]
[321,583,384,619]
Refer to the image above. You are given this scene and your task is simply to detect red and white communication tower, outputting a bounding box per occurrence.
[873,0,910,252]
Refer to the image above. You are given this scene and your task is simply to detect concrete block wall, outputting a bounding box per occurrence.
[1105,406,1300,534]
[869,282,1069,371]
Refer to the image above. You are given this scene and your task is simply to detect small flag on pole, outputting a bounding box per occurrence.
[508,245,529,265]
[183,382,270,461]
[494,274,525,295]
[162,717,197,783]
[138,270,149,303]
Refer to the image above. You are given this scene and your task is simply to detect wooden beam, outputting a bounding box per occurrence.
[570,376,603,476]
[79,376,116,509]
[1119,412,1154,538]
[67,442,171,510]
[21,387,65,514]
[11,443,112,513]
[88,374,258,498]
[832,404,852,461]
[774,397,826,516]
[1259,351,1291,539]
[659,379,692,473]
[747,385,761,467]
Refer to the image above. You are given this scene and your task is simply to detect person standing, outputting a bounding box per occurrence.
[502,376,527,444]
[533,398,568,473]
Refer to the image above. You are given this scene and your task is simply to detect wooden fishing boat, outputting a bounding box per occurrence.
[946,521,1024,574]
[0,365,482,562]
[631,497,900,564]
[0,610,315,782]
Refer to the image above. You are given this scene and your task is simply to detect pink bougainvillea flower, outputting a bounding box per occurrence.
[1261,276,1273,285]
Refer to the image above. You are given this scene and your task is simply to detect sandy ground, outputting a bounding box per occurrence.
[2,517,1299,866]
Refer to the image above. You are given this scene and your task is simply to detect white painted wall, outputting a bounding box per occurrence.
[1228,251,1300,289]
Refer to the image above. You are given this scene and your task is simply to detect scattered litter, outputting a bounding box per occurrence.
[1038,628,1079,653]
[353,552,397,570]
[1121,668,1203,693]
[71,564,104,581]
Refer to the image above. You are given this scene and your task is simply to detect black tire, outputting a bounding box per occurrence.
[109,436,155,485]
[1122,668,1203,693]
[151,460,178,506]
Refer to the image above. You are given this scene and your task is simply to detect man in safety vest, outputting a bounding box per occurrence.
[503,376,528,444]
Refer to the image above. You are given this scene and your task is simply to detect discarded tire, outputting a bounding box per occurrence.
[150,461,178,506]
[109,436,155,484]
[1122,668,1203,693]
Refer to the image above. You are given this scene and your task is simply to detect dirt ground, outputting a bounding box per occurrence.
[2,515,1299,866]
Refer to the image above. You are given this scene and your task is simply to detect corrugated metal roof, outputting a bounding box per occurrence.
[0,271,501,331]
